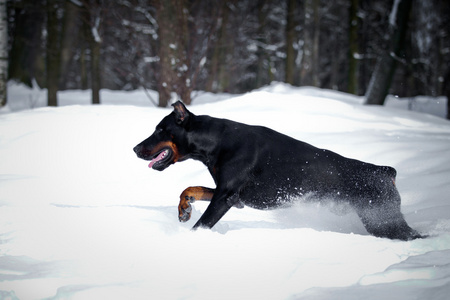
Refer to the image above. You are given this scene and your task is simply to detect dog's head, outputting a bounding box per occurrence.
[133,101,191,171]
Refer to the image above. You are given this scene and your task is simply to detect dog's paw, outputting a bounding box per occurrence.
[178,203,192,222]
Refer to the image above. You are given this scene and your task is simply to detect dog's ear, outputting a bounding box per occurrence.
[172,101,190,125]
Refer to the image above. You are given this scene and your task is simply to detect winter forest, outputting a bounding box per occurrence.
[1,0,449,116]
[2,1,450,299]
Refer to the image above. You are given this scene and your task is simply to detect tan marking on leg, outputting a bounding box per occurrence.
[178,187,215,222]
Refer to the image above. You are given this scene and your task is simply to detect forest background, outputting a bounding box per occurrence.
[2,0,450,118]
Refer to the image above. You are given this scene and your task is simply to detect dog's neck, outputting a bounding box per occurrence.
[185,115,222,171]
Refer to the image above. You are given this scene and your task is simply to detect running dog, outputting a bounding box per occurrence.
[133,101,423,240]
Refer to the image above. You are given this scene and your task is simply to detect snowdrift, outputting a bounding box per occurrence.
[0,82,449,299]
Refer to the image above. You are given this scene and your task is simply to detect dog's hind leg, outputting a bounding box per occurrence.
[352,173,424,240]
[355,202,423,241]
[178,186,215,222]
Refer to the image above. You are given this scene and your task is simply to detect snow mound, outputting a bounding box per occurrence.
[1,82,450,299]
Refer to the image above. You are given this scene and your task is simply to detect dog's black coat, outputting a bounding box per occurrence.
[134,101,422,240]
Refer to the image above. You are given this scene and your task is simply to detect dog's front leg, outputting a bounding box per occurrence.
[178,186,215,222]
[192,192,239,230]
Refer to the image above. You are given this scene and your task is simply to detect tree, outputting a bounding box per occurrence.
[155,0,223,106]
[440,1,450,120]
[348,0,359,94]
[155,0,181,107]
[60,0,81,90]
[86,0,102,104]
[255,0,268,87]
[5,0,448,112]
[46,0,60,107]
[300,0,320,86]
[285,0,295,85]
[365,0,412,105]
[445,70,450,120]
[8,1,45,88]
[205,1,231,93]
[0,0,7,107]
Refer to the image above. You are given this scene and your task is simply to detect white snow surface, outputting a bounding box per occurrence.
[0,82,450,300]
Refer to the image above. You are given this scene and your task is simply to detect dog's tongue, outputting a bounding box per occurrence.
[148,150,167,169]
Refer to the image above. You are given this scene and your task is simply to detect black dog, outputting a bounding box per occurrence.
[134,101,423,240]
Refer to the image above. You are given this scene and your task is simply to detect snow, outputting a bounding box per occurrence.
[1,81,450,300]
[91,17,102,43]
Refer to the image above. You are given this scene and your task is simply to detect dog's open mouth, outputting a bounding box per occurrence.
[148,148,172,169]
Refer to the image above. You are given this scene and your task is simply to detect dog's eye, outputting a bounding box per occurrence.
[155,127,170,136]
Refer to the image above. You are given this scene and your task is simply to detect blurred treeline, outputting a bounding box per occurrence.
[6,0,450,108]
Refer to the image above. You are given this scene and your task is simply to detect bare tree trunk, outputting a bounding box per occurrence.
[441,2,450,119]
[311,0,319,86]
[156,0,175,107]
[60,0,80,90]
[156,0,192,106]
[206,24,220,92]
[285,0,295,85]
[80,7,89,90]
[301,0,319,86]
[0,0,7,107]
[91,41,101,104]
[348,0,359,95]
[80,45,88,89]
[91,37,101,104]
[46,0,60,107]
[208,1,231,93]
[444,70,450,120]
[365,0,412,105]
[256,0,267,88]
[89,0,101,104]
[174,0,191,105]
[8,2,45,87]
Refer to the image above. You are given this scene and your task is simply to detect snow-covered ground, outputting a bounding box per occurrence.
[0,82,449,299]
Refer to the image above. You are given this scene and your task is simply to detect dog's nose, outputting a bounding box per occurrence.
[133,145,141,154]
